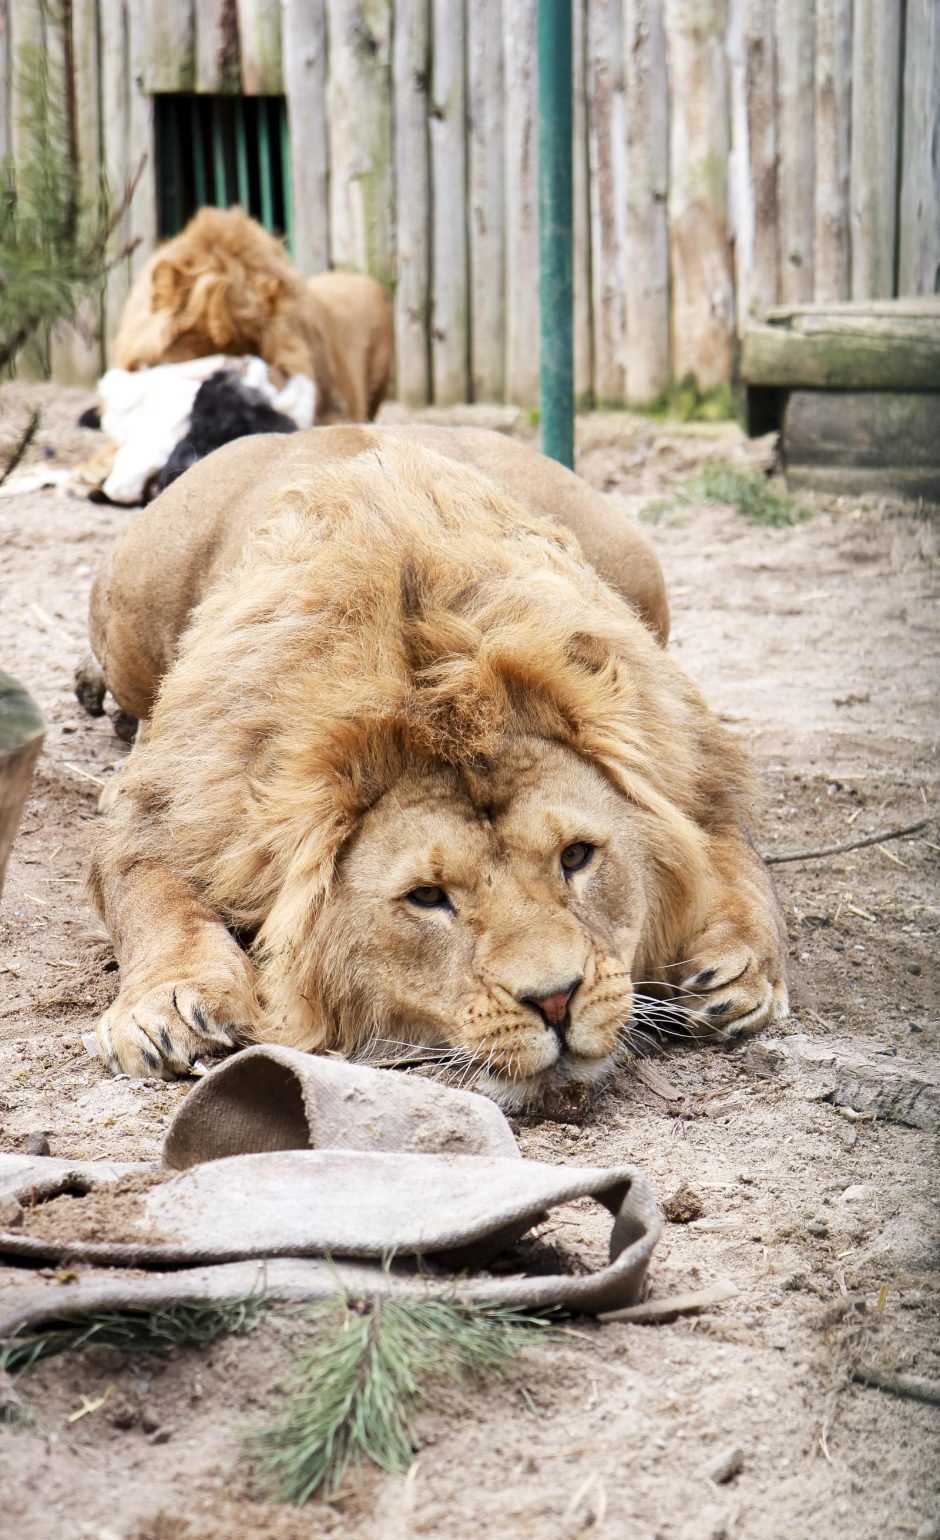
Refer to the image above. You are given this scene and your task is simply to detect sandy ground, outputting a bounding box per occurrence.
[0,384,938,1540]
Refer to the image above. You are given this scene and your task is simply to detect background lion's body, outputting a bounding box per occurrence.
[114,208,392,423]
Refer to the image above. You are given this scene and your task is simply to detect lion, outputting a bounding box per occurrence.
[87,428,787,1108]
[114,207,393,423]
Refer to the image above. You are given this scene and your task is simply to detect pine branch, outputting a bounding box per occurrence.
[247,1294,556,1504]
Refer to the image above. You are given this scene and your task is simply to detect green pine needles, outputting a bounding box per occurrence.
[247,1294,556,1505]
[0,5,140,371]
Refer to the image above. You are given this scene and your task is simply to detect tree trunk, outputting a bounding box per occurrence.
[775,0,815,303]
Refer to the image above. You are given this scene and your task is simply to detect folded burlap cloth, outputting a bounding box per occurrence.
[0,1047,661,1333]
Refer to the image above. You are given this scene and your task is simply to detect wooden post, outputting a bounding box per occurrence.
[664,0,734,390]
[141,0,195,92]
[898,0,940,298]
[850,0,903,300]
[537,0,574,465]
[0,672,45,904]
[326,0,395,294]
[503,0,540,404]
[430,0,469,404]
[739,0,778,322]
[572,0,593,406]
[0,0,10,165]
[624,0,670,403]
[237,0,283,94]
[467,0,505,401]
[393,0,431,404]
[50,0,105,384]
[774,0,815,304]
[587,0,626,405]
[195,0,241,94]
[813,0,851,303]
[99,0,130,353]
[282,0,330,273]
[9,0,50,377]
[127,2,158,284]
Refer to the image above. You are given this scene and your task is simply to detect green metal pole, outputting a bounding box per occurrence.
[537,0,574,469]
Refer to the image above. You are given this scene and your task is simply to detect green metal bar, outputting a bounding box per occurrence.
[192,98,207,208]
[537,0,574,469]
[212,96,227,206]
[258,98,274,232]
[280,99,294,252]
[235,96,250,209]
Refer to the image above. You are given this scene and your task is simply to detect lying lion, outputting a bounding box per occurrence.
[87,428,787,1107]
[114,207,393,423]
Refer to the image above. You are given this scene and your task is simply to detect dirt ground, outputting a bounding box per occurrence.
[0,383,938,1540]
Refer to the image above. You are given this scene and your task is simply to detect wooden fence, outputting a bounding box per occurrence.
[1,0,938,403]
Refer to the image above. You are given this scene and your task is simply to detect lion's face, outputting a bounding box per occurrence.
[316,738,649,1108]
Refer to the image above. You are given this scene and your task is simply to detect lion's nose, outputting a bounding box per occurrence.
[520,979,582,1041]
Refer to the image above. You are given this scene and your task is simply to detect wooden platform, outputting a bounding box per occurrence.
[742,299,940,499]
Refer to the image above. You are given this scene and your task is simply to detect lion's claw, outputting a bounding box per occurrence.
[96,978,250,1078]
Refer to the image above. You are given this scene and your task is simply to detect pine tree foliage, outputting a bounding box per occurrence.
[0,13,139,371]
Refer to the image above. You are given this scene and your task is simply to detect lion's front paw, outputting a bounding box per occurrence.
[674,921,789,1041]
[96,972,259,1078]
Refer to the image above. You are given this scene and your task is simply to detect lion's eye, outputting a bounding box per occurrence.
[560,842,594,875]
[407,885,450,909]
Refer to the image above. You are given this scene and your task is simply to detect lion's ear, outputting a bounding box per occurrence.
[151,259,187,310]
[262,276,285,316]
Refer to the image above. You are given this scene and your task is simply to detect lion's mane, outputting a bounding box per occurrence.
[92,440,752,1039]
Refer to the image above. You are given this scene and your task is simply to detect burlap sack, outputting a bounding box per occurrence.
[0,1048,661,1332]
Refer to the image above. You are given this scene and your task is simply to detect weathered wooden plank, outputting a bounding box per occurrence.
[466,0,505,401]
[782,311,940,344]
[502,0,539,404]
[735,0,777,322]
[195,0,241,94]
[237,0,282,95]
[785,391,940,468]
[127,2,157,284]
[587,0,626,404]
[53,0,104,383]
[326,0,395,292]
[741,325,940,391]
[898,0,940,298]
[572,0,593,406]
[774,0,814,304]
[0,0,10,165]
[850,0,903,300]
[392,0,430,404]
[726,0,750,333]
[624,0,670,402]
[768,299,940,322]
[141,0,195,93]
[9,0,50,376]
[282,0,329,272]
[430,0,468,404]
[813,0,851,303]
[663,0,734,390]
[100,0,130,351]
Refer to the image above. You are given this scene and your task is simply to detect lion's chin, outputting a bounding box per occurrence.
[471,1051,617,1115]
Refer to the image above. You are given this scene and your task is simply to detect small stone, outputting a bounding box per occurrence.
[139,1407,161,1434]
[916,1522,939,1540]
[108,1398,138,1431]
[807,1218,829,1238]
[663,1182,705,1224]
[25,1131,50,1157]
[148,1425,174,1445]
[702,1445,744,1485]
[0,1198,23,1229]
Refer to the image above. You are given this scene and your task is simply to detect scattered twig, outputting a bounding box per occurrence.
[0,406,40,489]
[762,818,931,866]
[598,1278,738,1324]
[852,1367,940,1407]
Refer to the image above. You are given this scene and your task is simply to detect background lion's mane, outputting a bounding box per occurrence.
[92,440,753,1029]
